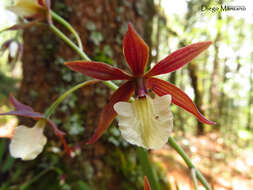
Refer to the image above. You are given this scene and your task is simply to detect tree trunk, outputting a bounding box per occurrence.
[188,62,205,135]
[17,0,155,189]
[209,16,222,124]
[247,52,253,130]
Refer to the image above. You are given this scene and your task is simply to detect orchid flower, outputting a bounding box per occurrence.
[0,95,69,160]
[0,39,23,66]
[4,0,51,31]
[65,23,215,149]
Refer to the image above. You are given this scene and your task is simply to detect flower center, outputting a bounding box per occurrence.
[135,77,148,98]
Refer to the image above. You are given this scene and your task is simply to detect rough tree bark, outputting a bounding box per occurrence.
[209,16,222,124]
[188,62,205,135]
[18,0,155,189]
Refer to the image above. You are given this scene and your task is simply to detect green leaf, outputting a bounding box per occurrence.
[76,181,92,190]
[2,155,15,173]
[0,139,7,164]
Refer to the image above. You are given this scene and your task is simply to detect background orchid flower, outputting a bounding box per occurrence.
[144,176,152,190]
[65,23,215,149]
[0,95,69,160]
[4,0,51,31]
[0,39,23,67]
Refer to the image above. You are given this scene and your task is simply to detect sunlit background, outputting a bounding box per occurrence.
[0,0,253,189]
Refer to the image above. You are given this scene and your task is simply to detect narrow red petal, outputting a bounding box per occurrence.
[47,119,70,157]
[0,95,44,119]
[65,61,132,80]
[0,21,38,32]
[0,110,44,119]
[123,23,149,76]
[145,41,212,77]
[10,95,33,111]
[87,81,135,144]
[144,176,152,190]
[147,78,215,125]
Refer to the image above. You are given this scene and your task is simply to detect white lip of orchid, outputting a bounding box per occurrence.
[8,0,45,19]
[114,94,173,149]
[9,120,47,161]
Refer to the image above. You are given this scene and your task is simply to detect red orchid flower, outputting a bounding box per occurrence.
[0,95,69,160]
[65,23,215,149]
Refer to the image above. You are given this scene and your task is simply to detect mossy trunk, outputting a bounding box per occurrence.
[188,62,205,135]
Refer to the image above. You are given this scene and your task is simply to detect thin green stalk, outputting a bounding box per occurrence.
[191,168,199,190]
[45,80,98,118]
[168,137,212,190]
[49,24,89,61]
[51,10,83,51]
[137,147,160,190]
[49,23,119,93]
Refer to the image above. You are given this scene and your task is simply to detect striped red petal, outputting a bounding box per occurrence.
[123,23,149,76]
[87,81,135,144]
[147,78,215,125]
[65,61,132,80]
[145,41,212,78]
[144,176,152,190]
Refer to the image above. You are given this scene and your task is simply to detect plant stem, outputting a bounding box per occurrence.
[49,24,119,91]
[51,10,83,51]
[49,24,89,61]
[191,168,199,190]
[168,137,212,190]
[45,80,98,118]
[137,147,160,190]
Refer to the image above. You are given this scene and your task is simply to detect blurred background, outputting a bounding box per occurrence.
[0,0,253,189]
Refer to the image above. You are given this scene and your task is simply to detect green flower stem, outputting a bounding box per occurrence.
[191,168,199,190]
[137,147,160,190]
[51,10,83,51]
[49,23,119,93]
[49,24,89,61]
[168,137,212,190]
[45,80,98,118]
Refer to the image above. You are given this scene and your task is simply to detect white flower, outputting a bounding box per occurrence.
[8,0,45,19]
[9,120,47,161]
[114,95,173,149]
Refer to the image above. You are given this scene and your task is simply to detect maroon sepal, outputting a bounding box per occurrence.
[0,95,44,119]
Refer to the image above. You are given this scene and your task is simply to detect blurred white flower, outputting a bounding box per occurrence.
[8,0,46,19]
[9,120,47,160]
